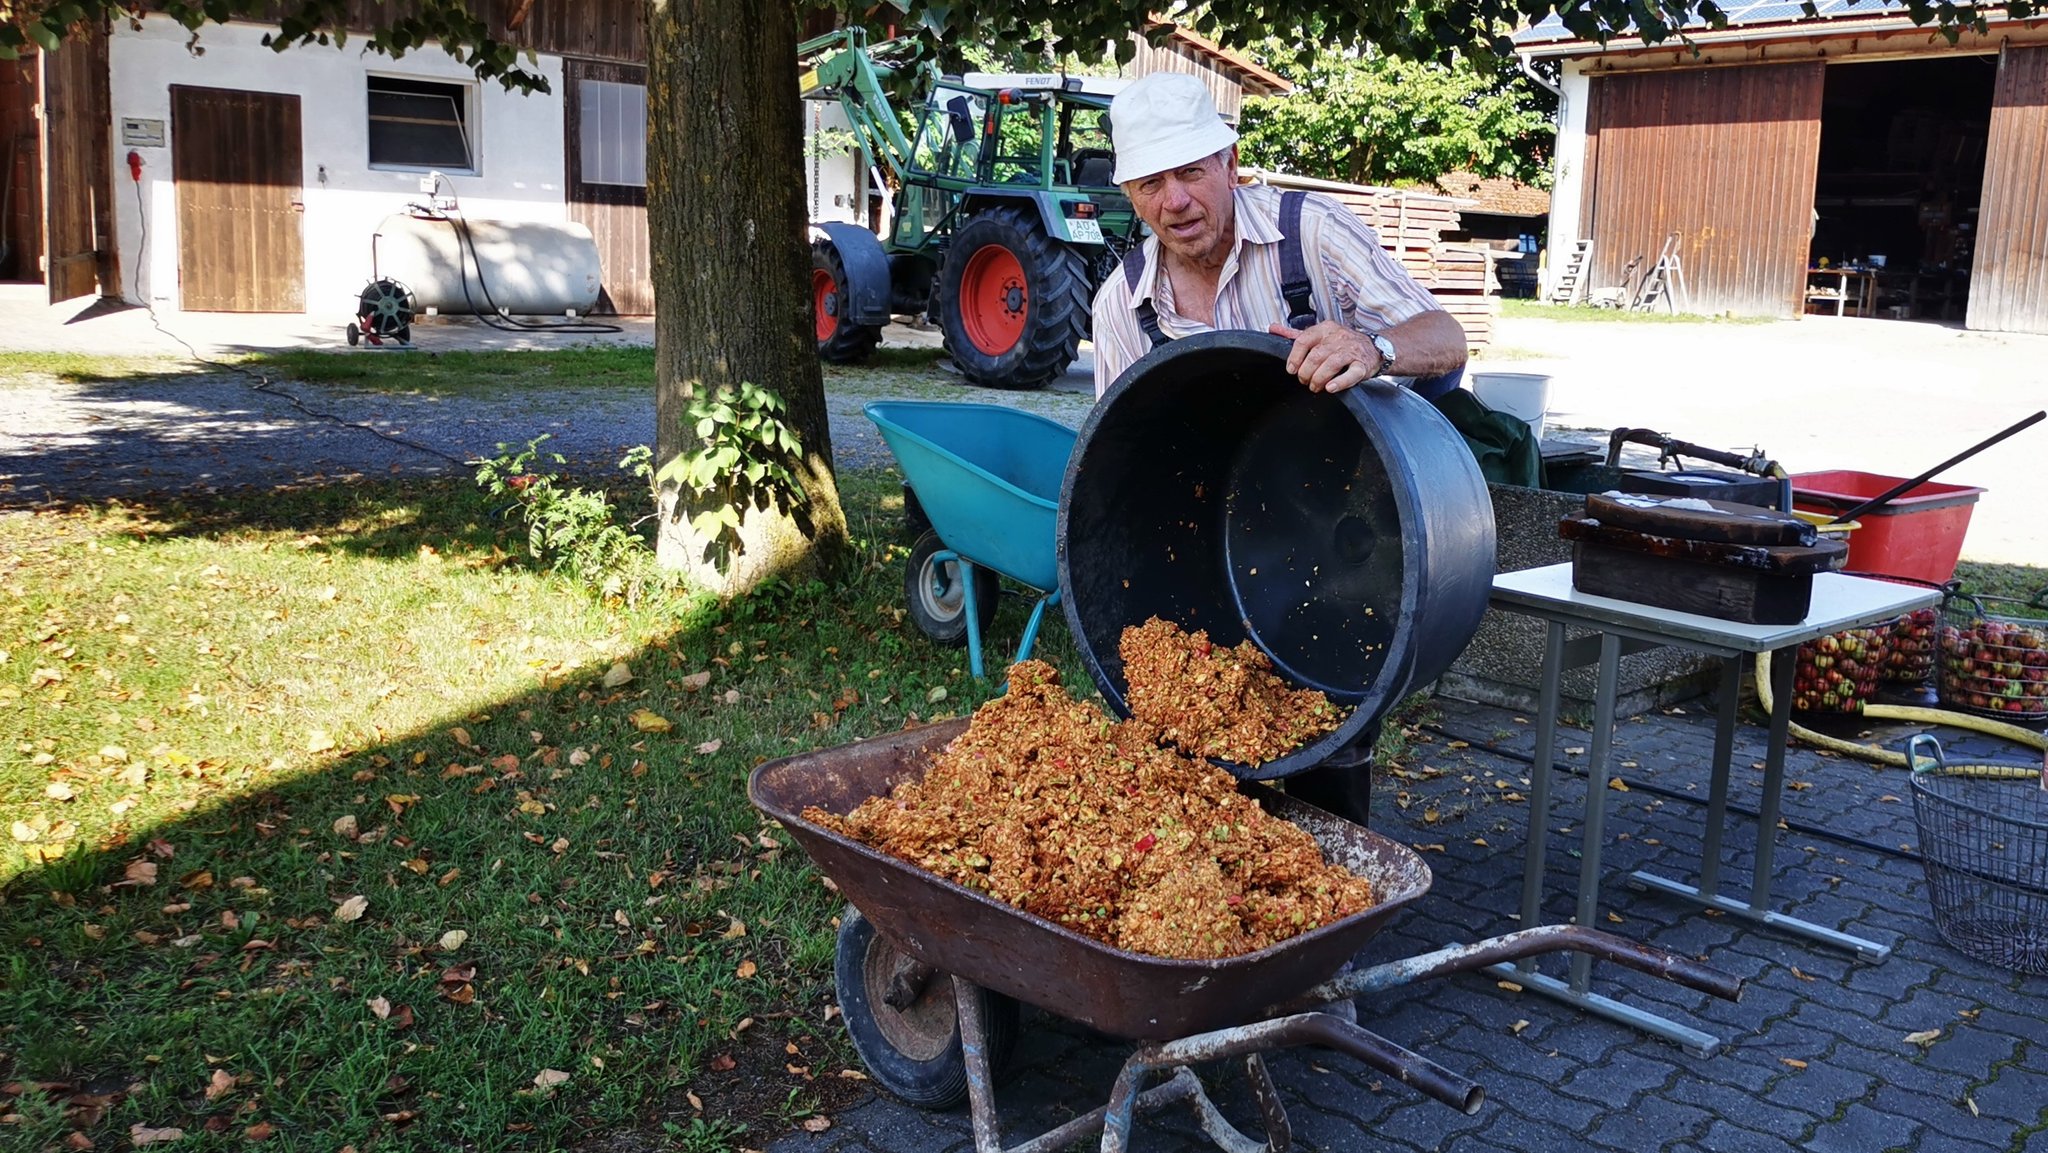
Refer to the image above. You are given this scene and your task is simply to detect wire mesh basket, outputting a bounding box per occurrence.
[1791,621,1892,714]
[1936,589,2048,720]
[1906,736,2048,975]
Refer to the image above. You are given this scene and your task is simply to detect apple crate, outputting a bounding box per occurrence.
[1936,591,2048,720]
[1792,622,1893,714]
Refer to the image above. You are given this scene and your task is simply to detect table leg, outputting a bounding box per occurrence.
[1694,656,1744,898]
[1567,633,1622,993]
[1514,621,1566,976]
[1629,643,1892,960]
[1490,624,1721,1058]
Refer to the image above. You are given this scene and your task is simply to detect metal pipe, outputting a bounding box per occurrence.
[1517,52,1565,97]
[1282,924,1744,1007]
[1133,1013,1484,1116]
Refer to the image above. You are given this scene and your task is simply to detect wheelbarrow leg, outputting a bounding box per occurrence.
[1010,590,1061,667]
[958,558,987,679]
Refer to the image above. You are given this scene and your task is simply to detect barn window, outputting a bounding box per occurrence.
[367,75,475,171]
[578,79,647,187]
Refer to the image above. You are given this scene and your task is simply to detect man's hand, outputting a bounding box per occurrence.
[1267,321,1384,393]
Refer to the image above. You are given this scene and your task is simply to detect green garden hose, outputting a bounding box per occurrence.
[1755,649,2043,778]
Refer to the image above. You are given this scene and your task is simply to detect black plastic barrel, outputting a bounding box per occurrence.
[1056,331,1496,780]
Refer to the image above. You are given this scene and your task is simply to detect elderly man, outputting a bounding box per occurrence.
[1091,71,1469,398]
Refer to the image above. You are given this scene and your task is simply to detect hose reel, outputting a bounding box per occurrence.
[347,278,416,346]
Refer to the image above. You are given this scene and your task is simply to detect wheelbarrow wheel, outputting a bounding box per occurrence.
[905,529,998,649]
[834,906,1019,1110]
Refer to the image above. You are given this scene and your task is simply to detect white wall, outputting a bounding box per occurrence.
[1540,61,1592,299]
[804,100,862,226]
[109,15,567,313]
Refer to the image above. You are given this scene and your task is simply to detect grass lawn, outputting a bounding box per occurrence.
[0,465,1087,1153]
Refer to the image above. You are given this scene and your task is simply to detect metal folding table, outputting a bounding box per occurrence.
[1484,564,1940,1056]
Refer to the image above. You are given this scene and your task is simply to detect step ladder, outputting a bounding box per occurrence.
[1634,233,1690,314]
[1547,239,1593,305]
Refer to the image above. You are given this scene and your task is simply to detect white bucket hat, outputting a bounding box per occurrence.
[1109,71,1239,184]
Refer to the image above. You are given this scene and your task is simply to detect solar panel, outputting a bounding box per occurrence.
[1513,0,1913,46]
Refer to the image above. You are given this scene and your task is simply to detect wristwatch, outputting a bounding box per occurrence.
[1366,332,1397,377]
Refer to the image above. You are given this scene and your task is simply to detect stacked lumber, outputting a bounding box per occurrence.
[1251,170,1500,352]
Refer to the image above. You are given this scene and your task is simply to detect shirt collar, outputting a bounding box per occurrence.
[1131,184,1280,309]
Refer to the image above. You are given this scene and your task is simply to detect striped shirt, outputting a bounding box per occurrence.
[1090,182,1444,396]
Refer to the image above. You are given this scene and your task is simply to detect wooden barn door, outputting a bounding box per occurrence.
[38,26,115,303]
[564,58,653,315]
[1968,44,2048,333]
[171,86,304,312]
[1582,63,1824,317]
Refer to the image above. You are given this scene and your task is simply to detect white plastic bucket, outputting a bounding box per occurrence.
[1470,372,1553,441]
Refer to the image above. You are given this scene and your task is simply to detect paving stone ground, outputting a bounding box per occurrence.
[773,695,2048,1153]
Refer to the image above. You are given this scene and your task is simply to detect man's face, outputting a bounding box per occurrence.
[1125,148,1237,266]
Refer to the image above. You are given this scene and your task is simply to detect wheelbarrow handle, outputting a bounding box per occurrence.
[1295,924,1745,1006]
[1131,1012,1484,1117]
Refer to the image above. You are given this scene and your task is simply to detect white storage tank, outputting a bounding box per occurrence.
[373,212,603,316]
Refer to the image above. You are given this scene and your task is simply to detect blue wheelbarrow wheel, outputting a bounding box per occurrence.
[834,905,1020,1109]
[906,529,998,648]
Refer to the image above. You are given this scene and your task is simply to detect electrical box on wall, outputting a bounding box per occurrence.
[121,118,165,148]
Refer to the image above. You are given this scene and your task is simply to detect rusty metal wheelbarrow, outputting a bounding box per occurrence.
[750,721,1742,1153]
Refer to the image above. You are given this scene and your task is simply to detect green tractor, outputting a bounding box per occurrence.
[801,30,1142,391]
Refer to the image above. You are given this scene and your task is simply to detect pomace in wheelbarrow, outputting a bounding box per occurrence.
[804,659,1375,960]
[1119,617,1351,764]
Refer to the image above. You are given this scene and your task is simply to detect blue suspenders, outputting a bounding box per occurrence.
[1115,190,1465,400]
[1122,189,1319,351]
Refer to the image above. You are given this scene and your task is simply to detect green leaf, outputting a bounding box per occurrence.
[27,21,61,52]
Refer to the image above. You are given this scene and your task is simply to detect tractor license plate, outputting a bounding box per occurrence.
[1066,218,1104,244]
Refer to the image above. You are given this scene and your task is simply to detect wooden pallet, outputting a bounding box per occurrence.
[1252,170,1500,352]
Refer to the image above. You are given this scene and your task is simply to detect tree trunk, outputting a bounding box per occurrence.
[647,0,848,594]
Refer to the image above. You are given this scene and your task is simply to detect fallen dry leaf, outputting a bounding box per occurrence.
[736,959,758,979]
[1510,1019,1530,1035]
[334,895,369,923]
[1608,777,1630,792]
[63,1132,92,1151]
[686,1090,703,1111]
[532,1069,570,1090]
[121,860,159,887]
[709,1053,736,1072]
[45,781,75,802]
[695,739,723,756]
[205,1069,237,1101]
[130,1125,185,1146]
[801,1116,831,1133]
[1781,1058,1808,1069]
[629,709,672,734]
[680,671,713,691]
[601,662,634,688]
[927,686,948,703]
[332,814,358,840]
[1902,1029,1942,1048]
[367,996,391,1020]
[439,929,468,952]
[244,1121,275,1141]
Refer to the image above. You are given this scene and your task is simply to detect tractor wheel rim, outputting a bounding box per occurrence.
[960,244,1027,357]
[813,269,839,341]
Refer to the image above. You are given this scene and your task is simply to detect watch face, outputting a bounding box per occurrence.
[1372,334,1396,369]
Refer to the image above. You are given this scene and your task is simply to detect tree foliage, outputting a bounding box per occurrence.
[6,0,2030,596]
[1238,45,1555,188]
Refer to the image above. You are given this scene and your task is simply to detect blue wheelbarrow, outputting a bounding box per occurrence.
[864,401,1076,678]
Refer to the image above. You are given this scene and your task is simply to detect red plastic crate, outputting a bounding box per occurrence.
[1790,470,1984,584]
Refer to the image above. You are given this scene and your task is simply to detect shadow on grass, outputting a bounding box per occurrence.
[0,469,1084,1150]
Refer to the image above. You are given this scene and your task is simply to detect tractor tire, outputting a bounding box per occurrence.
[812,238,882,364]
[936,205,1090,391]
